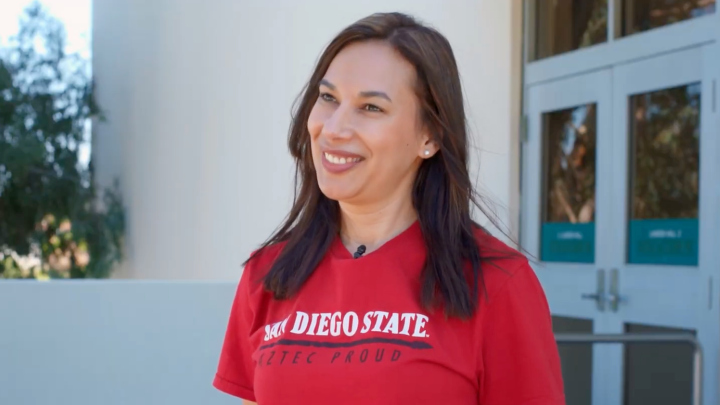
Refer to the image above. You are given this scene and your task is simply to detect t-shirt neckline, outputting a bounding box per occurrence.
[329,220,423,261]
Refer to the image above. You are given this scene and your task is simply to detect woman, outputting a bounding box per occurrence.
[214,12,565,405]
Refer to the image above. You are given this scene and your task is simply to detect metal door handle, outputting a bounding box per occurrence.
[581,269,606,311]
[582,292,621,302]
[605,292,625,311]
[608,269,622,312]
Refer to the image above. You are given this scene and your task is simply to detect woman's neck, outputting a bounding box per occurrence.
[338,196,417,255]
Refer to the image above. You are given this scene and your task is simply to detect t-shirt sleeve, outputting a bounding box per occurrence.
[213,261,258,401]
[478,261,566,405]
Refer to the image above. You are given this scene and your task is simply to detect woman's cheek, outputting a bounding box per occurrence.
[307,107,323,137]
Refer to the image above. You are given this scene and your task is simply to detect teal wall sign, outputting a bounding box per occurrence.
[541,222,595,263]
[628,218,698,266]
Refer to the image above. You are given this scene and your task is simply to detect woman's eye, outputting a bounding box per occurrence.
[363,104,382,112]
[319,93,336,103]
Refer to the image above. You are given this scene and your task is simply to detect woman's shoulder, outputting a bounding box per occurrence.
[247,241,286,267]
[472,226,537,303]
[240,241,287,289]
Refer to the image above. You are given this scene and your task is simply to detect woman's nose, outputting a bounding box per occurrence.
[321,105,354,140]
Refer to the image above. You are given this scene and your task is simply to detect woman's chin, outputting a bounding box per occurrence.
[318,184,360,203]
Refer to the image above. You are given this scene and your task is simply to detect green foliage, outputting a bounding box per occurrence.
[631,84,700,220]
[0,2,124,279]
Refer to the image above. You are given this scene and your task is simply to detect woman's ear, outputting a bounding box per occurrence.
[418,134,440,159]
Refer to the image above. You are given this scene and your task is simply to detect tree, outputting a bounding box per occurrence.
[0,2,124,279]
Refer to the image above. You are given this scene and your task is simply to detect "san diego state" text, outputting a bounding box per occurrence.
[263,311,430,341]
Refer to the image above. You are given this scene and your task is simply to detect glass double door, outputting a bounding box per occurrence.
[522,45,719,405]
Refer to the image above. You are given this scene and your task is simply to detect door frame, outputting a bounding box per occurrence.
[520,2,720,404]
[522,68,615,405]
[601,43,719,405]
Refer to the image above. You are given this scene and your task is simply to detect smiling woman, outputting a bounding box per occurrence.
[309,40,433,205]
[213,12,565,405]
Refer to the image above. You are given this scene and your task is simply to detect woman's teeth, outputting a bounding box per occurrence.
[324,152,361,165]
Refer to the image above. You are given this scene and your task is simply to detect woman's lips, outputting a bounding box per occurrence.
[321,151,364,173]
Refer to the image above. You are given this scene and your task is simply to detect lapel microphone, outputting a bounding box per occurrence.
[353,245,366,259]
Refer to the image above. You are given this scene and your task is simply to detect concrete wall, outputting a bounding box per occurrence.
[91,0,522,279]
[0,281,239,405]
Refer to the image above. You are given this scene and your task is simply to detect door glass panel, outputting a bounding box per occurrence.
[533,0,608,60]
[627,83,700,266]
[622,0,716,37]
[553,316,593,405]
[624,323,696,405]
[541,104,597,263]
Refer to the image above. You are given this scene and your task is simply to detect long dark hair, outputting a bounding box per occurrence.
[248,12,516,319]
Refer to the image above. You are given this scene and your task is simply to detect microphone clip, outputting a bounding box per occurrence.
[353,245,366,259]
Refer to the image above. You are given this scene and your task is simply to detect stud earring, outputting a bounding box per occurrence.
[424,150,430,156]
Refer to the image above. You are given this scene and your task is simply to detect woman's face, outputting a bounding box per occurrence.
[308,40,436,207]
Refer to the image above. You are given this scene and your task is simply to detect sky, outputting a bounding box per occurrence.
[0,0,93,167]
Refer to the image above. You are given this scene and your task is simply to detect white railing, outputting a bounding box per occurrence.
[555,333,704,405]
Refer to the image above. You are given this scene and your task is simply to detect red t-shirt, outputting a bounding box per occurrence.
[214,222,565,404]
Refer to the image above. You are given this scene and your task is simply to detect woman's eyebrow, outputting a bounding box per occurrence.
[319,79,336,90]
[359,90,391,102]
[320,79,392,102]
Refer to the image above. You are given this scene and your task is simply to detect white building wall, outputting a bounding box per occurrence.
[92,0,522,280]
